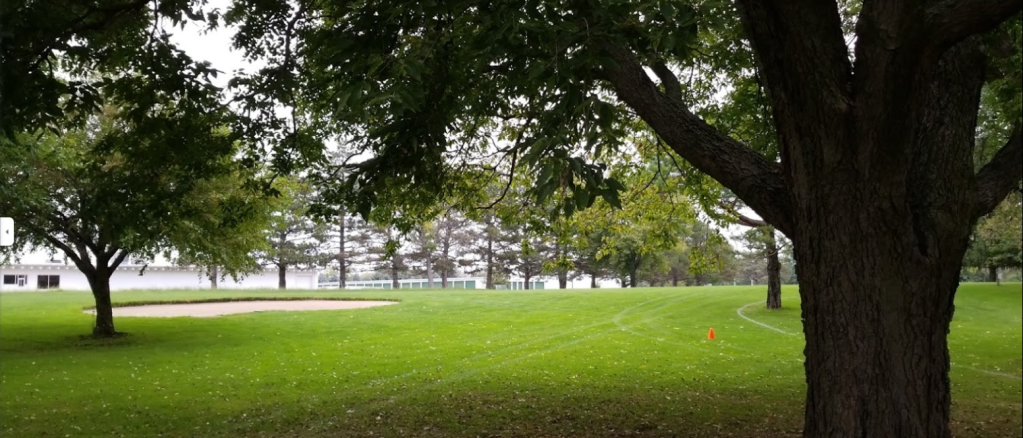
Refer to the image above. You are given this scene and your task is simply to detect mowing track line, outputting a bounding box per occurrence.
[735,301,1022,381]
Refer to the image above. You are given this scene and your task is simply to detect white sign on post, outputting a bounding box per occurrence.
[0,217,14,247]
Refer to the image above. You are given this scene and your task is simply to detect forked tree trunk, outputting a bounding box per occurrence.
[765,231,782,309]
[85,269,116,337]
[597,2,1019,435]
[784,37,987,438]
[278,264,287,289]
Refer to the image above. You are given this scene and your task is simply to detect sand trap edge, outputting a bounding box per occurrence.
[82,298,399,318]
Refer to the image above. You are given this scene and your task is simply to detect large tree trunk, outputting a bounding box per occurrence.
[793,204,972,438]
[278,263,287,289]
[628,261,638,289]
[523,268,531,290]
[594,3,1020,436]
[590,273,597,289]
[86,269,117,337]
[765,230,782,309]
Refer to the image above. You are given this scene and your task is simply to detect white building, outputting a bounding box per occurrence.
[317,276,619,290]
[0,263,318,292]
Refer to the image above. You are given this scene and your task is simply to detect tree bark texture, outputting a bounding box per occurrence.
[766,230,782,309]
[210,265,219,290]
[278,264,287,289]
[391,258,400,289]
[86,270,117,337]
[598,1,1022,435]
[426,257,434,289]
[485,222,495,289]
[339,213,347,289]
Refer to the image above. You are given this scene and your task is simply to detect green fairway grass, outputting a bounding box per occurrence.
[1,284,1020,437]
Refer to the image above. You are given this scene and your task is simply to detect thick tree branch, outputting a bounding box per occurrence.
[925,0,1023,48]
[109,248,131,271]
[734,0,852,154]
[718,200,769,227]
[18,221,94,273]
[975,127,1023,218]
[736,213,769,228]
[651,61,682,102]
[600,43,794,235]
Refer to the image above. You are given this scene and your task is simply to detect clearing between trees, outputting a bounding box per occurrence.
[1,284,1019,437]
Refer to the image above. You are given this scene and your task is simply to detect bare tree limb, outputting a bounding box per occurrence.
[599,43,794,235]
[975,126,1023,218]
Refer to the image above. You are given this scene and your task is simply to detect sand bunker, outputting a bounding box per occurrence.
[85,300,397,318]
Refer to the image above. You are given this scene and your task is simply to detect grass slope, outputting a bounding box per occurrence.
[1,284,1020,437]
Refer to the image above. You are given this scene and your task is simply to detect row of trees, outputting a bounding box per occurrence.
[3,0,1021,435]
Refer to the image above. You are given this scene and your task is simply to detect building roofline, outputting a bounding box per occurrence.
[0,264,319,273]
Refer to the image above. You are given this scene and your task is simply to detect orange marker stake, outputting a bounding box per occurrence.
[708,327,716,340]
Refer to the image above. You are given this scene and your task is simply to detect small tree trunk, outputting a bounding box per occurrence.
[766,229,782,309]
[485,235,495,289]
[523,268,531,290]
[86,270,117,337]
[590,273,597,289]
[209,265,219,290]
[339,213,346,289]
[278,264,287,289]
[558,270,567,289]
[629,264,638,289]
[987,265,998,284]
[441,270,449,288]
[391,259,400,289]
[426,257,434,289]
[671,273,679,287]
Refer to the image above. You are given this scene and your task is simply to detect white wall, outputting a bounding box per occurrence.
[0,264,318,292]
